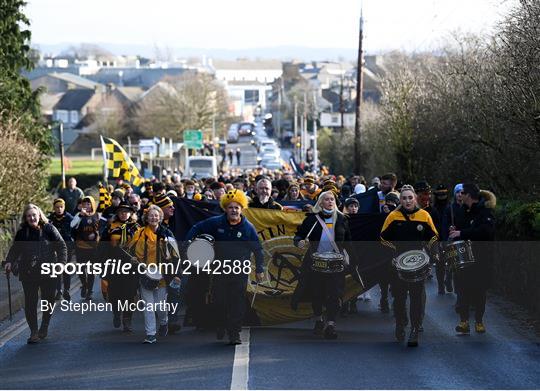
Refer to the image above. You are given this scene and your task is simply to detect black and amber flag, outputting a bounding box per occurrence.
[100,136,144,186]
[97,182,112,213]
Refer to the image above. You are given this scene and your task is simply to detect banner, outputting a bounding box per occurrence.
[174,198,389,325]
[100,135,144,186]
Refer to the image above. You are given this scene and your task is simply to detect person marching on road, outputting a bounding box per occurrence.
[293,190,352,339]
[3,204,67,344]
[48,198,74,301]
[380,185,439,347]
[449,183,496,334]
[249,178,283,210]
[185,189,265,345]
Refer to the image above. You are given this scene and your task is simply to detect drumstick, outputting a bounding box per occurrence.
[251,282,259,307]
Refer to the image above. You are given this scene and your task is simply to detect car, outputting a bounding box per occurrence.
[185,156,218,178]
[227,124,239,143]
[238,122,255,136]
[260,158,282,170]
[261,146,280,159]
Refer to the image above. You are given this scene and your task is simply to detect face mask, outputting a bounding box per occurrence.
[187,191,194,196]
[323,208,333,214]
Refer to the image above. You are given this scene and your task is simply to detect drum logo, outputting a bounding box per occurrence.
[417,224,423,231]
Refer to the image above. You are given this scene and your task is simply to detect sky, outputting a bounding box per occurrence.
[25,0,515,53]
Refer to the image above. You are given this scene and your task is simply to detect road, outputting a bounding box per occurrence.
[0,275,538,389]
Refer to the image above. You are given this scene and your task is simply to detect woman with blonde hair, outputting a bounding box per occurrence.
[293,191,352,339]
[2,204,67,344]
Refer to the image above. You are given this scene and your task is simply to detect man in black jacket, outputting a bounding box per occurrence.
[48,199,74,301]
[249,178,283,210]
[449,183,495,334]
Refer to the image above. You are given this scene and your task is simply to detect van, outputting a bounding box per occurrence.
[185,156,217,178]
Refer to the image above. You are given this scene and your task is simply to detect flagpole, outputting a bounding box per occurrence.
[100,135,108,185]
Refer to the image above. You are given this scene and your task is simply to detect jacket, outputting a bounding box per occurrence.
[48,212,74,242]
[248,196,283,210]
[4,223,67,281]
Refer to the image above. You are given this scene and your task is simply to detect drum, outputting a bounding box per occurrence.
[311,252,345,273]
[393,250,431,283]
[186,234,215,267]
[140,266,162,290]
[443,240,475,270]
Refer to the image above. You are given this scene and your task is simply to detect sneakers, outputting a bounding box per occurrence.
[395,323,405,342]
[158,324,168,337]
[38,323,49,339]
[475,322,486,333]
[313,320,325,336]
[324,324,338,340]
[143,335,157,344]
[113,313,121,329]
[27,333,40,344]
[228,334,242,345]
[407,328,419,347]
[455,320,470,334]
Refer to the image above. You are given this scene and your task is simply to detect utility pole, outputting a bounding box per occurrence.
[313,90,319,174]
[302,91,307,163]
[354,5,364,174]
[59,121,66,189]
[294,100,298,161]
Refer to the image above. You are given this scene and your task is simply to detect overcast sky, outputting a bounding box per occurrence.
[25,0,515,53]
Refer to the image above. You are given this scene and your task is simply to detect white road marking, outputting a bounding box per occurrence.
[230,327,251,390]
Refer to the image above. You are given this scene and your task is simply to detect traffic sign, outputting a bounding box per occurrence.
[184,129,203,149]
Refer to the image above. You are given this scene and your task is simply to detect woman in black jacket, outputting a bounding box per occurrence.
[293,190,352,340]
[3,204,67,344]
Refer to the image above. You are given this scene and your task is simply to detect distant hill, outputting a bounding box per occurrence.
[32,42,364,61]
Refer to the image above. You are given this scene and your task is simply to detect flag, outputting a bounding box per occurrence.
[100,136,144,186]
[97,182,112,213]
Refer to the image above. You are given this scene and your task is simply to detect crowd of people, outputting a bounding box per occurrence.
[2,167,496,347]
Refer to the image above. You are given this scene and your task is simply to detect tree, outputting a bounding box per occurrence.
[133,73,230,140]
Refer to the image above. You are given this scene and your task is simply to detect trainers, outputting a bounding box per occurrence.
[63,290,71,301]
[228,334,242,345]
[158,324,168,337]
[407,328,419,347]
[455,320,470,334]
[395,323,405,342]
[38,323,49,339]
[324,324,338,340]
[475,322,486,333]
[313,320,325,335]
[27,333,40,344]
[113,313,121,328]
[143,335,157,344]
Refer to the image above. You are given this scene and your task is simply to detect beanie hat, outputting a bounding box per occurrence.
[220,189,249,210]
[210,181,226,190]
[385,192,400,205]
[414,181,431,193]
[453,183,464,196]
[344,197,359,207]
[112,189,125,200]
[152,193,173,209]
[53,198,65,206]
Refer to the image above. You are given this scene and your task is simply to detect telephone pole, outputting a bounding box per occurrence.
[354,5,364,174]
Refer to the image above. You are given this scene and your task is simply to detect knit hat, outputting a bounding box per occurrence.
[115,200,136,213]
[434,184,449,199]
[53,198,65,206]
[152,194,173,209]
[453,183,464,196]
[344,197,359,207]
[303,175,315,184]
[414,181,431,193]
[385,192,400,205]
[112,189,125,200]
[220,189,249,210]
[210,181,226,190]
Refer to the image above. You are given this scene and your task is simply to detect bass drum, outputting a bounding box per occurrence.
[393,250,431,283]
[186,234,215,268]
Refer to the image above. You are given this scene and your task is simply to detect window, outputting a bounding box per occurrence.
[70,110,79,124]
[56,110,68,123]
[244,90,259,104]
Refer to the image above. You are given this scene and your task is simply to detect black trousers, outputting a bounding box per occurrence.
[75,247,97,293]
[22,278,57,333]
[213,274,248,336]
[310,272,345,322]
[435,261,453,291]
[455,268,487,322]
[390,273,425,328]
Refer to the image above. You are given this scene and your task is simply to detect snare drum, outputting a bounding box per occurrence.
[393,250,431,283]
[311,252,345,273]
[186,234,215,268]
[443,240,475,270]
[140,267,163,290]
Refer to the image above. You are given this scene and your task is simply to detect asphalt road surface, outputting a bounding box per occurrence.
[0,275,539,390]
